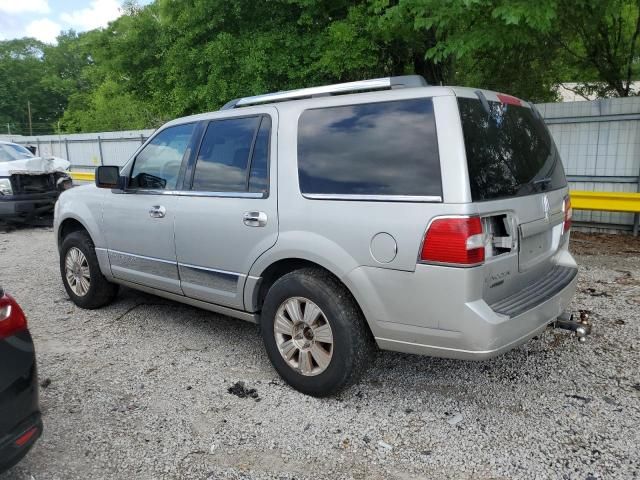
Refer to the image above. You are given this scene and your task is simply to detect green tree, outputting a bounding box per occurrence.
[402,0,640,100]
[0,38,66,134]
[3,0,639,134]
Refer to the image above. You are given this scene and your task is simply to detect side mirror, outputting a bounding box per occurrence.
[95,166,121,189]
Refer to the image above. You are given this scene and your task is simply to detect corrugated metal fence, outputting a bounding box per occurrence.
[5,97,640,232]
[5,130,155,170]
[537,97,640,233]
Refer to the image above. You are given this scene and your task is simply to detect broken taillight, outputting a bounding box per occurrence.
[563,196,572,233]
[0,292,27,340]
[420,216,485,266]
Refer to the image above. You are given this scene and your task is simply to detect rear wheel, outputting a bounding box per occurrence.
[60,231,119,309]
[260,268,375,396]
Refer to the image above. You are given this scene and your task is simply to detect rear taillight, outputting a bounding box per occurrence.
[420,216,485,266]
[0,293,27,339]
[563,196,572,233]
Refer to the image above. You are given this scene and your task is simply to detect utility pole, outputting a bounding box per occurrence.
[27,101,33,136]
[6,124,10,135]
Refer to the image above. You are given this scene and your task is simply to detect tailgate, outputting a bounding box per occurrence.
[456,91,570,305]
[474,189,569,304]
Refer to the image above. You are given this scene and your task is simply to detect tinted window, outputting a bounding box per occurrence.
[130,123,195,190]
[297,99,441,197]
[192,116,261,192]
[458,97,567,201]
[248,116,271,194]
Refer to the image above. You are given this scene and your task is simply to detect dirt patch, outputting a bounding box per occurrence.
[227,381,260,401]
[570,231,640,256]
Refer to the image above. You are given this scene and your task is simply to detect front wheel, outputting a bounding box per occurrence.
[60,231,119,309]
[260,268,375,396]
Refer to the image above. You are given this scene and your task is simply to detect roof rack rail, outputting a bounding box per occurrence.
[220,75,428,110]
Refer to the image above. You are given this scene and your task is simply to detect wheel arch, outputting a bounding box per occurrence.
[57,217,90,251]
[57,213,112,279]
[247,256,375,340]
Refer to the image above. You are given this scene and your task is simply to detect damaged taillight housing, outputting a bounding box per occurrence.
[563,195,572,233]
[0,292,27,340]
[420,216,485,266]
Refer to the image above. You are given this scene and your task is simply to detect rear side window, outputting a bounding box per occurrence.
[192,115,270,194]
[249,116,271,194]
[458,97,567,201]
[297,99,441,198]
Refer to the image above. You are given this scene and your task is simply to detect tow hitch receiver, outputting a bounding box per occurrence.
[553,311,592,342]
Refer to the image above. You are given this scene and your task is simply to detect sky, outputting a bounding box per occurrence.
[0,0,153,44]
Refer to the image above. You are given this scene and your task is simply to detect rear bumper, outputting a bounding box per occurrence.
[0,192,58,218]
[0,330,41,473]
[0,414,42,474]
[347,249,579,360]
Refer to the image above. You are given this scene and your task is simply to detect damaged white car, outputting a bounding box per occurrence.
[0,140,73,221]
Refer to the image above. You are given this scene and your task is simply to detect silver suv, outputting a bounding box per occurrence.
[54,76,578,396]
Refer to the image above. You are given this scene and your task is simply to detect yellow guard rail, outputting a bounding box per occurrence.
[570,190,640,213]
[69,171,96,182]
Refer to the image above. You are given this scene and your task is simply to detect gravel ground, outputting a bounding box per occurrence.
[0,225,639,479]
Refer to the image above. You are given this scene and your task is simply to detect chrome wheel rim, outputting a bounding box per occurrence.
[274,297,334,376]
[65,247,91,297]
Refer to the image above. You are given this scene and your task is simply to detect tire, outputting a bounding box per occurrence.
[60,230,119,309]
[260,267,375,397]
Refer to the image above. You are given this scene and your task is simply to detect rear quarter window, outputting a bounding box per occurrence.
[297,99,442,198]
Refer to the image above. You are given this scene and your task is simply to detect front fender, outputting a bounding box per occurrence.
[54,185,107,250]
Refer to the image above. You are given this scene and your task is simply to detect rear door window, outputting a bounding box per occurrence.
[248,116,271,194]
[192,115,270,194]
[458,97,567,201]
[297,99,441,198]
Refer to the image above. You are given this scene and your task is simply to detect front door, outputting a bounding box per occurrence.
[103,122,197,294]
[173,110,278,309]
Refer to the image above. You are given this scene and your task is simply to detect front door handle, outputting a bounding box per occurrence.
[149,205,166,218]
[243,211,267,227]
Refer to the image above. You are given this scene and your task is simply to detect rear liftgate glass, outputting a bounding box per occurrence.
[457,95,570,268]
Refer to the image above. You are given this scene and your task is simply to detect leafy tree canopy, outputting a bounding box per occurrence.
[0,0,638,134]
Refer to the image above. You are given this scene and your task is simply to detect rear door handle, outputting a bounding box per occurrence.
[243,211,267,227]
[149,205,166,218]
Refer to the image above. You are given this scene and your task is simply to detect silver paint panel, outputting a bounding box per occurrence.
[178,263,242,294]
[110,277,258,324]
[94,247,113,278]
[108,249,181,293]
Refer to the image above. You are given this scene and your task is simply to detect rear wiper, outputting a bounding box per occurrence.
[532,177,552,191]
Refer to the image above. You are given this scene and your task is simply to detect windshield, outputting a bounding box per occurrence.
[458,97,567,201]
[0,143,35,163]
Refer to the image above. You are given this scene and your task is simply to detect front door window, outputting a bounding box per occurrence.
[130,123,196,190]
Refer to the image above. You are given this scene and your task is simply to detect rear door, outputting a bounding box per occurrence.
[173,109,278,309]
[455,92,569,303]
